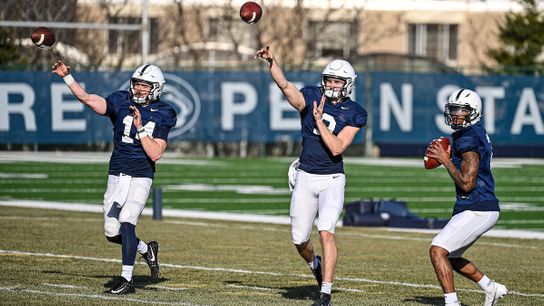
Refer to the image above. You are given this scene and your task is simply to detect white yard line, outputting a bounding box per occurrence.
[3,152,544,167]
[2,249,543,299]
[342,157,544,168]
[342,232,538,249]
[0,173,48,179]
[226,284,275,291]
[163,183,544,193]
[335,287,365,293]
[42,283,87,289]
[0,287,201,305]
[498,220,544,224]
[1,199,544,239]
[0,151,222,167]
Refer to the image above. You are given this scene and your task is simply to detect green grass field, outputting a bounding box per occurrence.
[1,156,544,305]
[0,207,543,305]
[1,156,543,230]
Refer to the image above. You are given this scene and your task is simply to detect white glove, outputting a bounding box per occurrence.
[288,158,300,192]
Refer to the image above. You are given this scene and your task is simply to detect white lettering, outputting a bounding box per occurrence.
[51,83,86,131]
[0,83,36,131]
[511,88,544,134]
[221,82,257,131]
[269,83,303,130]
[379,83,412,131]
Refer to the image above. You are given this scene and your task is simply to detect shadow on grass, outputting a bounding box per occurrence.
[281,285,321,300]
[42,270,168,291]
[404,296,471,306]
[224,280,323,301]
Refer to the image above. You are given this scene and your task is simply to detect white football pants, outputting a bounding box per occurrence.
[431,210,499,257]
[290,169,346,245]
[103,174,152,237]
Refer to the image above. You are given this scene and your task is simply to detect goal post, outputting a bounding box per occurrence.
[0,0,150,64]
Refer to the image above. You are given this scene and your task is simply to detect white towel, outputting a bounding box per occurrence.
[288,158,300,192]
[112,173,132,208]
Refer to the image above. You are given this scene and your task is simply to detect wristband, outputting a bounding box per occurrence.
[137,127,148,138]
[63,74,75,86]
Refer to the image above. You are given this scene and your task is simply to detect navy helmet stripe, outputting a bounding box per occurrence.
[139,64,151,76]
[455,89,465,101]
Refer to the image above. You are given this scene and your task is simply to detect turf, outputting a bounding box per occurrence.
[0,207,543,305]
[1,158,543,230]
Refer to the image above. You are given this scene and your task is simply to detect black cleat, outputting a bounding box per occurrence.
[142,240,160,281]
[311,255,323,289]
[311,293,332,306]
[107,277,135,294]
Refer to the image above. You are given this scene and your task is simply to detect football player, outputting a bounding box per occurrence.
[256,47,367,306]
[52,60,177,294]
[427,89,507,306]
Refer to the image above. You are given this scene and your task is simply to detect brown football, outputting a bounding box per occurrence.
[240,1,263,24]
[31,27,56,49]
[424,137,450,169]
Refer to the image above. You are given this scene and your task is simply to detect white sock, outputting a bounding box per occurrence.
[308,256,318,270]
[444,292,458,304]
[121,265,134,281]
[321,282,332,295]
[137,240,148,254]
[478,275,495,293]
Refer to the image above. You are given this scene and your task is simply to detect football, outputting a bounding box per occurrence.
[31,27,56,49]
[240,1,263,24]
[424,137,450,169]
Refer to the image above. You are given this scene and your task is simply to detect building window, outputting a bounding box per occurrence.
[108,17,159,55]
[310,21,352,59]
[208,18,220,41]
[408,23,458,62]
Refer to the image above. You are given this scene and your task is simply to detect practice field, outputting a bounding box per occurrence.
[1,155,544,231]
[1,206,544,305]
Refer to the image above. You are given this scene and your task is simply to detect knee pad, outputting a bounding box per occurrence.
[291,216,313,246]
[291,229,311,245]
[118,201,144,225]
[104,219,120,237]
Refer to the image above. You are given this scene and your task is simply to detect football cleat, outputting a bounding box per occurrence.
[142,240,160,281]
[311,255,323,289]
[311,293,332,306]
[484,282,508,306]
[107,277,135,294]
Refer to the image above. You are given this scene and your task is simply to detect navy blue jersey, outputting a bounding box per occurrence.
[298,86,367,174]
[104,90,177,179]
[451,123,499,215]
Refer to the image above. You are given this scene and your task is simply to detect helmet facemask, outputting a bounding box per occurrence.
[320,76,352,99]
[320,59,356,100]
[129,64,165,105]
[444,103,479,130]
[444,88,482,130]
[130,78,163,105]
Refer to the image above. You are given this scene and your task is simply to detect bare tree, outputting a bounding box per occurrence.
[166,0,207,68]
[95,0,132,70]
[0,0,77,70]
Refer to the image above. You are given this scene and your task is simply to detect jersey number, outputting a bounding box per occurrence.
[121,115,156,143]
[313,113,336,135]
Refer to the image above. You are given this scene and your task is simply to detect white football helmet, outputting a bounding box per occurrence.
[130,64,165,104]
[444,88,482,130]
[321,59,357,99]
